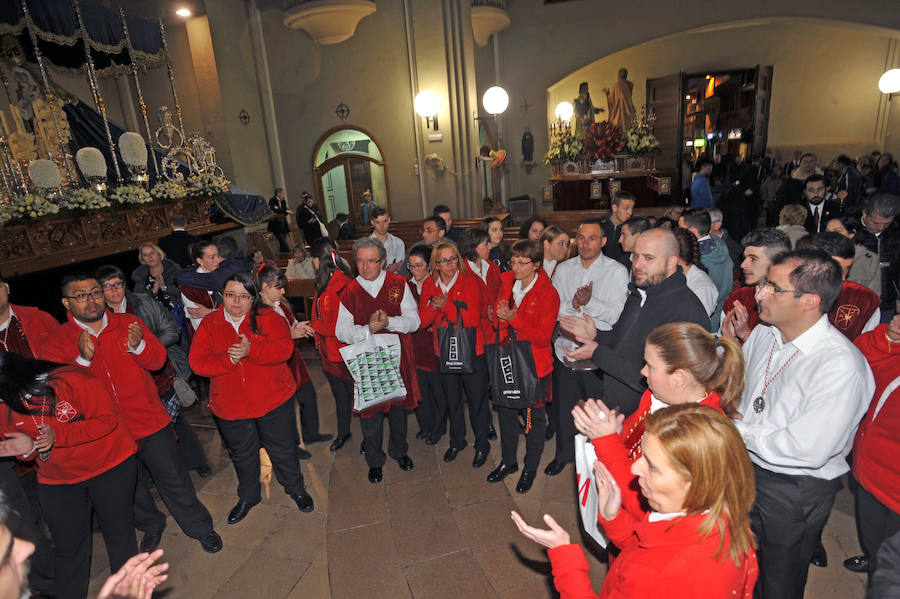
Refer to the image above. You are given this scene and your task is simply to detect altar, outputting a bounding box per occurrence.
[549,169,672,211]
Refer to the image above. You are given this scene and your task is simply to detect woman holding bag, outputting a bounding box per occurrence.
[418,241,492,468]
[489,240,560,494]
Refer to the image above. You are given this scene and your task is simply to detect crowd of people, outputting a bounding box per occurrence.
[0,159,898,598]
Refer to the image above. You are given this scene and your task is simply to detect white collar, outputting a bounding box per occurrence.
[772,314,830,354]
[224,310,246,333]
[467,259,489,283]
[512,275,538,302]
[411,277,425,294]
[75,312,109,337]
[648,510,687,523]
[698,234,711,242]
[438,271,459,294]
[110,298,127,313]
[0,306,15,332]
[356,270,387,297]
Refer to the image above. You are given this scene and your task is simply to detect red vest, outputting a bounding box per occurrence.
[408,281,438,372]
[723,286,761,332]
[275,300,312,387]
[340,273,421,415]
[179,286,217,309]
[828,281,881,341]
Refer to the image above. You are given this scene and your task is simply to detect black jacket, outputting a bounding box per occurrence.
[157,230,200,268]
[590,268,710,416]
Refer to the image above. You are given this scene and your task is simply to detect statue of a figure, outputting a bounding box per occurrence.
[573,82,603,139]
[521,127,534,162]
[603,68,636,133]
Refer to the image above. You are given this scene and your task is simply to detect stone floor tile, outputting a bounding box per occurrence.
[287,547,331,599]
[218,502,290,550]
[215,552,309,599]
[404,550,497,598]
[156,545,253,599]
[440,450,511,508]
[328,522,412,599]
[386,478,467,564]
[326,460,388,531]
[495,575,557,599]
[262,510,327,563]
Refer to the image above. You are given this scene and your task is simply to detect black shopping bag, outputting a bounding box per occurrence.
[485,327,538,409]
[437,301,476,374]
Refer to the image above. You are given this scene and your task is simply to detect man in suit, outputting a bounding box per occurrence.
[157,213,200,268]
[799,174,841,235]
[268,188,294,252]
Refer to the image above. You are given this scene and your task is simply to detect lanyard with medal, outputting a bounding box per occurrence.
[753,340,801,414]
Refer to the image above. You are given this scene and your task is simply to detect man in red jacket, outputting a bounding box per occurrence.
[0,273,59,358]
[41,272,222,555]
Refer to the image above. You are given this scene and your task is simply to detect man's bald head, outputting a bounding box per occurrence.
[631,227,679,288]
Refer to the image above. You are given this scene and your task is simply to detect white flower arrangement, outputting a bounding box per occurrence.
[119,132,148,167]
[110,184,152,205]
[0,194,60,225]
[62,187,110,211]
[75,147,107,179]
[150,180,187,201]
[187,172,230,198]
[28,159,62,189]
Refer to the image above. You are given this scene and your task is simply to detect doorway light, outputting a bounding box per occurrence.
[175,7,192,17]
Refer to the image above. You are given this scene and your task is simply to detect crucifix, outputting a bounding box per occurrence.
[520,99,532,113]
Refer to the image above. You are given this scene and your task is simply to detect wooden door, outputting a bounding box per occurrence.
[347,158,372,226]
[752,65,774,158]
[646,73,684,195]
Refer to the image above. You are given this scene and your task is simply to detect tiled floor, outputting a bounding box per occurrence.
[83,350,868,598]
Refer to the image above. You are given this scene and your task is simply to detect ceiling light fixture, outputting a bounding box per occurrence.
[175,7,192,17]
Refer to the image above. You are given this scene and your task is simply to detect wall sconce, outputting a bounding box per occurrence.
[414,90,440,130]
[879,69,900,100]
[482,86,509,116]
[555,101,573,122]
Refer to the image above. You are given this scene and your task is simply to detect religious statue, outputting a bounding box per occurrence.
[521,127,534,162]
[603,68,636,133]
[573,82,603,139]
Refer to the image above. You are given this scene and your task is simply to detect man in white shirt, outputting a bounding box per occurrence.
[335,238,421,484]
[547,218,628,476]
[369,207,406,273]
[733,249,875,599]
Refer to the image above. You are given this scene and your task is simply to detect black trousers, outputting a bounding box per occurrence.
[173,413,209,471]
[360,404,408,468]
[295,380,323,442]
[551,358,604,464]
[855,483,900,578]
[326,373,354,438]
[443,355,492,454]
[216,398,305,502]
[414,368,447,439]
[498,405,547,472]
[132,425,214,539]
[750,465,840,599]
[39,457,138,599]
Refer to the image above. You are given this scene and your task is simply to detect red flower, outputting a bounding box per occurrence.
[582,122,625,161]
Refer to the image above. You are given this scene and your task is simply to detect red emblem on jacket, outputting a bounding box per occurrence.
[388,286,402,304]
[834,304,860,330]
[55,401,77,422]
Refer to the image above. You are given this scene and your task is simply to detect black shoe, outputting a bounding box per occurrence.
[397,456,414,471]
[425,435,440,446]
[487,424,497,440]
[297,447,312,460]
[329,433,351,452]
[472,450,488,468]
[843,555,869,573]
[199,531,223,553]
[368,467,383,483]
[544,459,568,476]
[443,447,462,462]
[139,530,163,553]
[810,542,828,568]
[487,463,518,483]
[196,464,213,478]
[415,431,427,440]
[304,433,333,445]
[359,442,366,456]
[227,499,260,525]
[544,428,555,442]
[292,491,314,513]
[516,470,537,494]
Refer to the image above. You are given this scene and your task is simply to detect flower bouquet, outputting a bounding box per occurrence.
[624,107,660,158]
[61,188,110,212]
[150,180,187,202]
[543,128,582,165]
[0,194,60,226]
[28,159,62,190]
[119,132,148,168]
[582,121,625,162]
[187,172,230,200]
[110,184,152,206]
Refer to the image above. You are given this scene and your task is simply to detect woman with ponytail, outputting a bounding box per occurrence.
[572,322,744,517]
[673,227,718,326]
[308,238,356,452]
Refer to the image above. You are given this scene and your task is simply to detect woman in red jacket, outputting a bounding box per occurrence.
[574,322,743,517]
[459,227,501,337]
[308,238,356,453]
[418,241,492,467]
[257,265,332,459]
[0,351,138,599]
[488,240,560,494]
[513,404,758,598]
[189,272,313,525]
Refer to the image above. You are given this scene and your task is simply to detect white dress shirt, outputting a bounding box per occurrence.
[467,259,490,285]
[335,270,420,344]
[543,259,558,280]
[734,315,874,480]
[683,265,718,318]
[370,232,406,268]
[553,254,629,361]
[437,272,459,295]
[224,311,246,335]
[511,275,538,307]
[0,306,16,332]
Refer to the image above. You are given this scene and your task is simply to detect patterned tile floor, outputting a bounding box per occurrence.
[82,349,867,598]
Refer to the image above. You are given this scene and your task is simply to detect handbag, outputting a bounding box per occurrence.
[339,332,407,411]
[484,325,539,409]
[574,433,609,548]
[317,217,329,238]
[437,301,476,374]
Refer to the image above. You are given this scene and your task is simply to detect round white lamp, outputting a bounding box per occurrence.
[414,91,440,130]
[483,86,509,116]
[555,101,574,122]
[879,69,900,94]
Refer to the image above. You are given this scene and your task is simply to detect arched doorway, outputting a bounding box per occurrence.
[312,126,390,227]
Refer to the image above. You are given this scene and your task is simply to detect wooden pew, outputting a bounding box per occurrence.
[285,278,316,320]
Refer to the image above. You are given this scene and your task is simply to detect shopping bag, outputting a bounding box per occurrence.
[339,333,407,411]
[484,327,538,409]
[437,301,476,374]
[574,433,609,548]
[317,218,329,238]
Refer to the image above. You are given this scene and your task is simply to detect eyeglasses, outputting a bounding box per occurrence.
[510,258,533,267]
[356,258,384,266]
[408,263,427,270]
[102,281,125,290]
[759,279,802,297]
[224,292,252,301]
[436,256,459,265]
[422,228,438,234]
[66,289,103,303]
